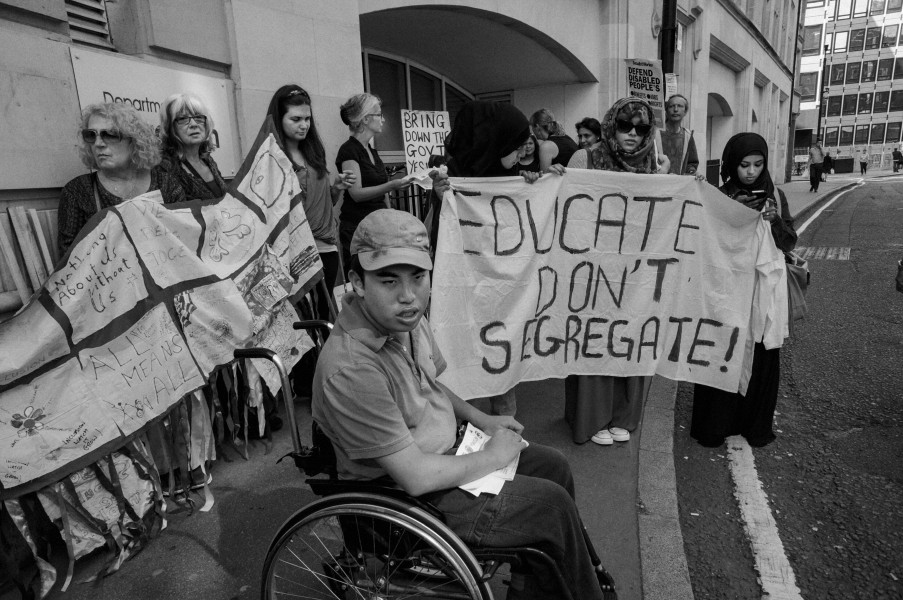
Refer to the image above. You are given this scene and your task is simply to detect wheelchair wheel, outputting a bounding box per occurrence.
[262,493,493,599]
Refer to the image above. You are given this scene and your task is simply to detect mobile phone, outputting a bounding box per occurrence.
[750,189,768,198]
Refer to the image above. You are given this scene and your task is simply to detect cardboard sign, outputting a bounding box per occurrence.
[401,110,450,173]
[430,171,787,400]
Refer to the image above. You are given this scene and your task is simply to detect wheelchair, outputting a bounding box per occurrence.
[239,320,617,600]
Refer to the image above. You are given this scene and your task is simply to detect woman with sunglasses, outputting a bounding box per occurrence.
[336,93,413,272]
[265,84,355,319]
[564,97,670,448]
[159,93,226,200]
[58,102,185,255]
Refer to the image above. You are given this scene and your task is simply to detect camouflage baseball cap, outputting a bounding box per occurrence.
[350,209,433,271]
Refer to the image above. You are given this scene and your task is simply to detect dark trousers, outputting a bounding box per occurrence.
[894,160,901,173]
[809,163,823,191]
[860,161,868,175]
[338,219,358,282]
[430,444,604,600]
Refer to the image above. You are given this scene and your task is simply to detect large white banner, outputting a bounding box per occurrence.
[70,47,239,176]
[431,170,781,400]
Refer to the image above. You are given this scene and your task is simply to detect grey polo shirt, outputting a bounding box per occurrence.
[311,293,457,481]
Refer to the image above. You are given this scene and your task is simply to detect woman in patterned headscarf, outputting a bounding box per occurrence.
[564,97,669,447]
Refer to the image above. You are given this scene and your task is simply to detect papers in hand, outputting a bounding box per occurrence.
[402,165,447,190]
[455,423,526,496]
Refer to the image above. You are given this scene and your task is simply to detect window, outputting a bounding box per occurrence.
[843,94,858,114]
[828,95,844,115]
[826,32,833,54]
[859,92,874,113]
[803,25,824,55]
[889,0,903,12]
[883,24,899,47]
[855,125,870,144]
[807,0,825,5]
[890,90,903,110]
[870,123,886,143]
[862,60,878,81]
[836,0,853,18]
[830,63,847,84]
[66,0,114,49]
[854,0,870,16]
[363,52,473,155]
[871,0,887,13]
[410,67,442,111]
[874,91,891,111]
[834,30,849,52]
[825,126,839,146]
[878,58,894,80]
[840,125,854,144]
[865,27,882,50]
[849,28,866,51]
[895,57,903,79]
[887,122,902,144]
[846,62,862,83]
[800,72,819,101]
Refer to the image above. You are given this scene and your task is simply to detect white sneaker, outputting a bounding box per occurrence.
[609,427,630,442]
[591,429,613,445]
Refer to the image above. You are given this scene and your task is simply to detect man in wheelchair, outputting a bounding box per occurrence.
[311,209,610,600]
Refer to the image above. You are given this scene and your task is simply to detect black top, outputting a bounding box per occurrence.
[548,134,579,167]
[160,152,226,200]
[335,136,388,225]
[57,167,186,255]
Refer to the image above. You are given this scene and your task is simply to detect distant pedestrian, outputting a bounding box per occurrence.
[661,94,699,175]
[823,151,833,181]
[892,147,902,173]
[808,142,824,192]
[859,146,870,176]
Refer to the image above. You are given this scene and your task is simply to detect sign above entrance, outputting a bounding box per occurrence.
[69,48,239,176]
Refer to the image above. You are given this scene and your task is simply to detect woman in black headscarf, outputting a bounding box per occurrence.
[690,132,797,448]
[440,100,563,418]
[564,97,670,447]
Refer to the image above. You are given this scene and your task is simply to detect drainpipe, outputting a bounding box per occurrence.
[785,0,806,180]
[660,0,678,74]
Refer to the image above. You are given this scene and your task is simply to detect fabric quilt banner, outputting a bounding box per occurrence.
[0,120,318,496]
[430,169,785,400]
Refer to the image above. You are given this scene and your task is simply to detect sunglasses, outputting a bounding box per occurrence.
[81,129,124,144]
[174,115,207,127]
[614,120,652,137]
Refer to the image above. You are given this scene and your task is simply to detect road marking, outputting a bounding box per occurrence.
[797,181,864,236]
[795,247,851,260]
[727,436,804,600]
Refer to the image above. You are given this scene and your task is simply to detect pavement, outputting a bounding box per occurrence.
[626,169,873,600]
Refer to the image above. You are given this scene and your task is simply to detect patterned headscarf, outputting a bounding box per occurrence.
[589,97,658,174]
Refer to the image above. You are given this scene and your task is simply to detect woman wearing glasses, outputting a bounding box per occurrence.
[58,102,185,255]
[159,93,226,200]
[336,93,413,272]
[564,97,670,447]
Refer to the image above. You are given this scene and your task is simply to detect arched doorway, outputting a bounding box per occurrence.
[705,93,734,184]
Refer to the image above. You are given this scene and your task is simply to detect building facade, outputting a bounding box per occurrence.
[797,0,903,170]
[0,0,799,311]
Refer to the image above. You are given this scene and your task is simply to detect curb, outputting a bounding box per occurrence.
[637,375,694,600]
[790,181,861,225]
